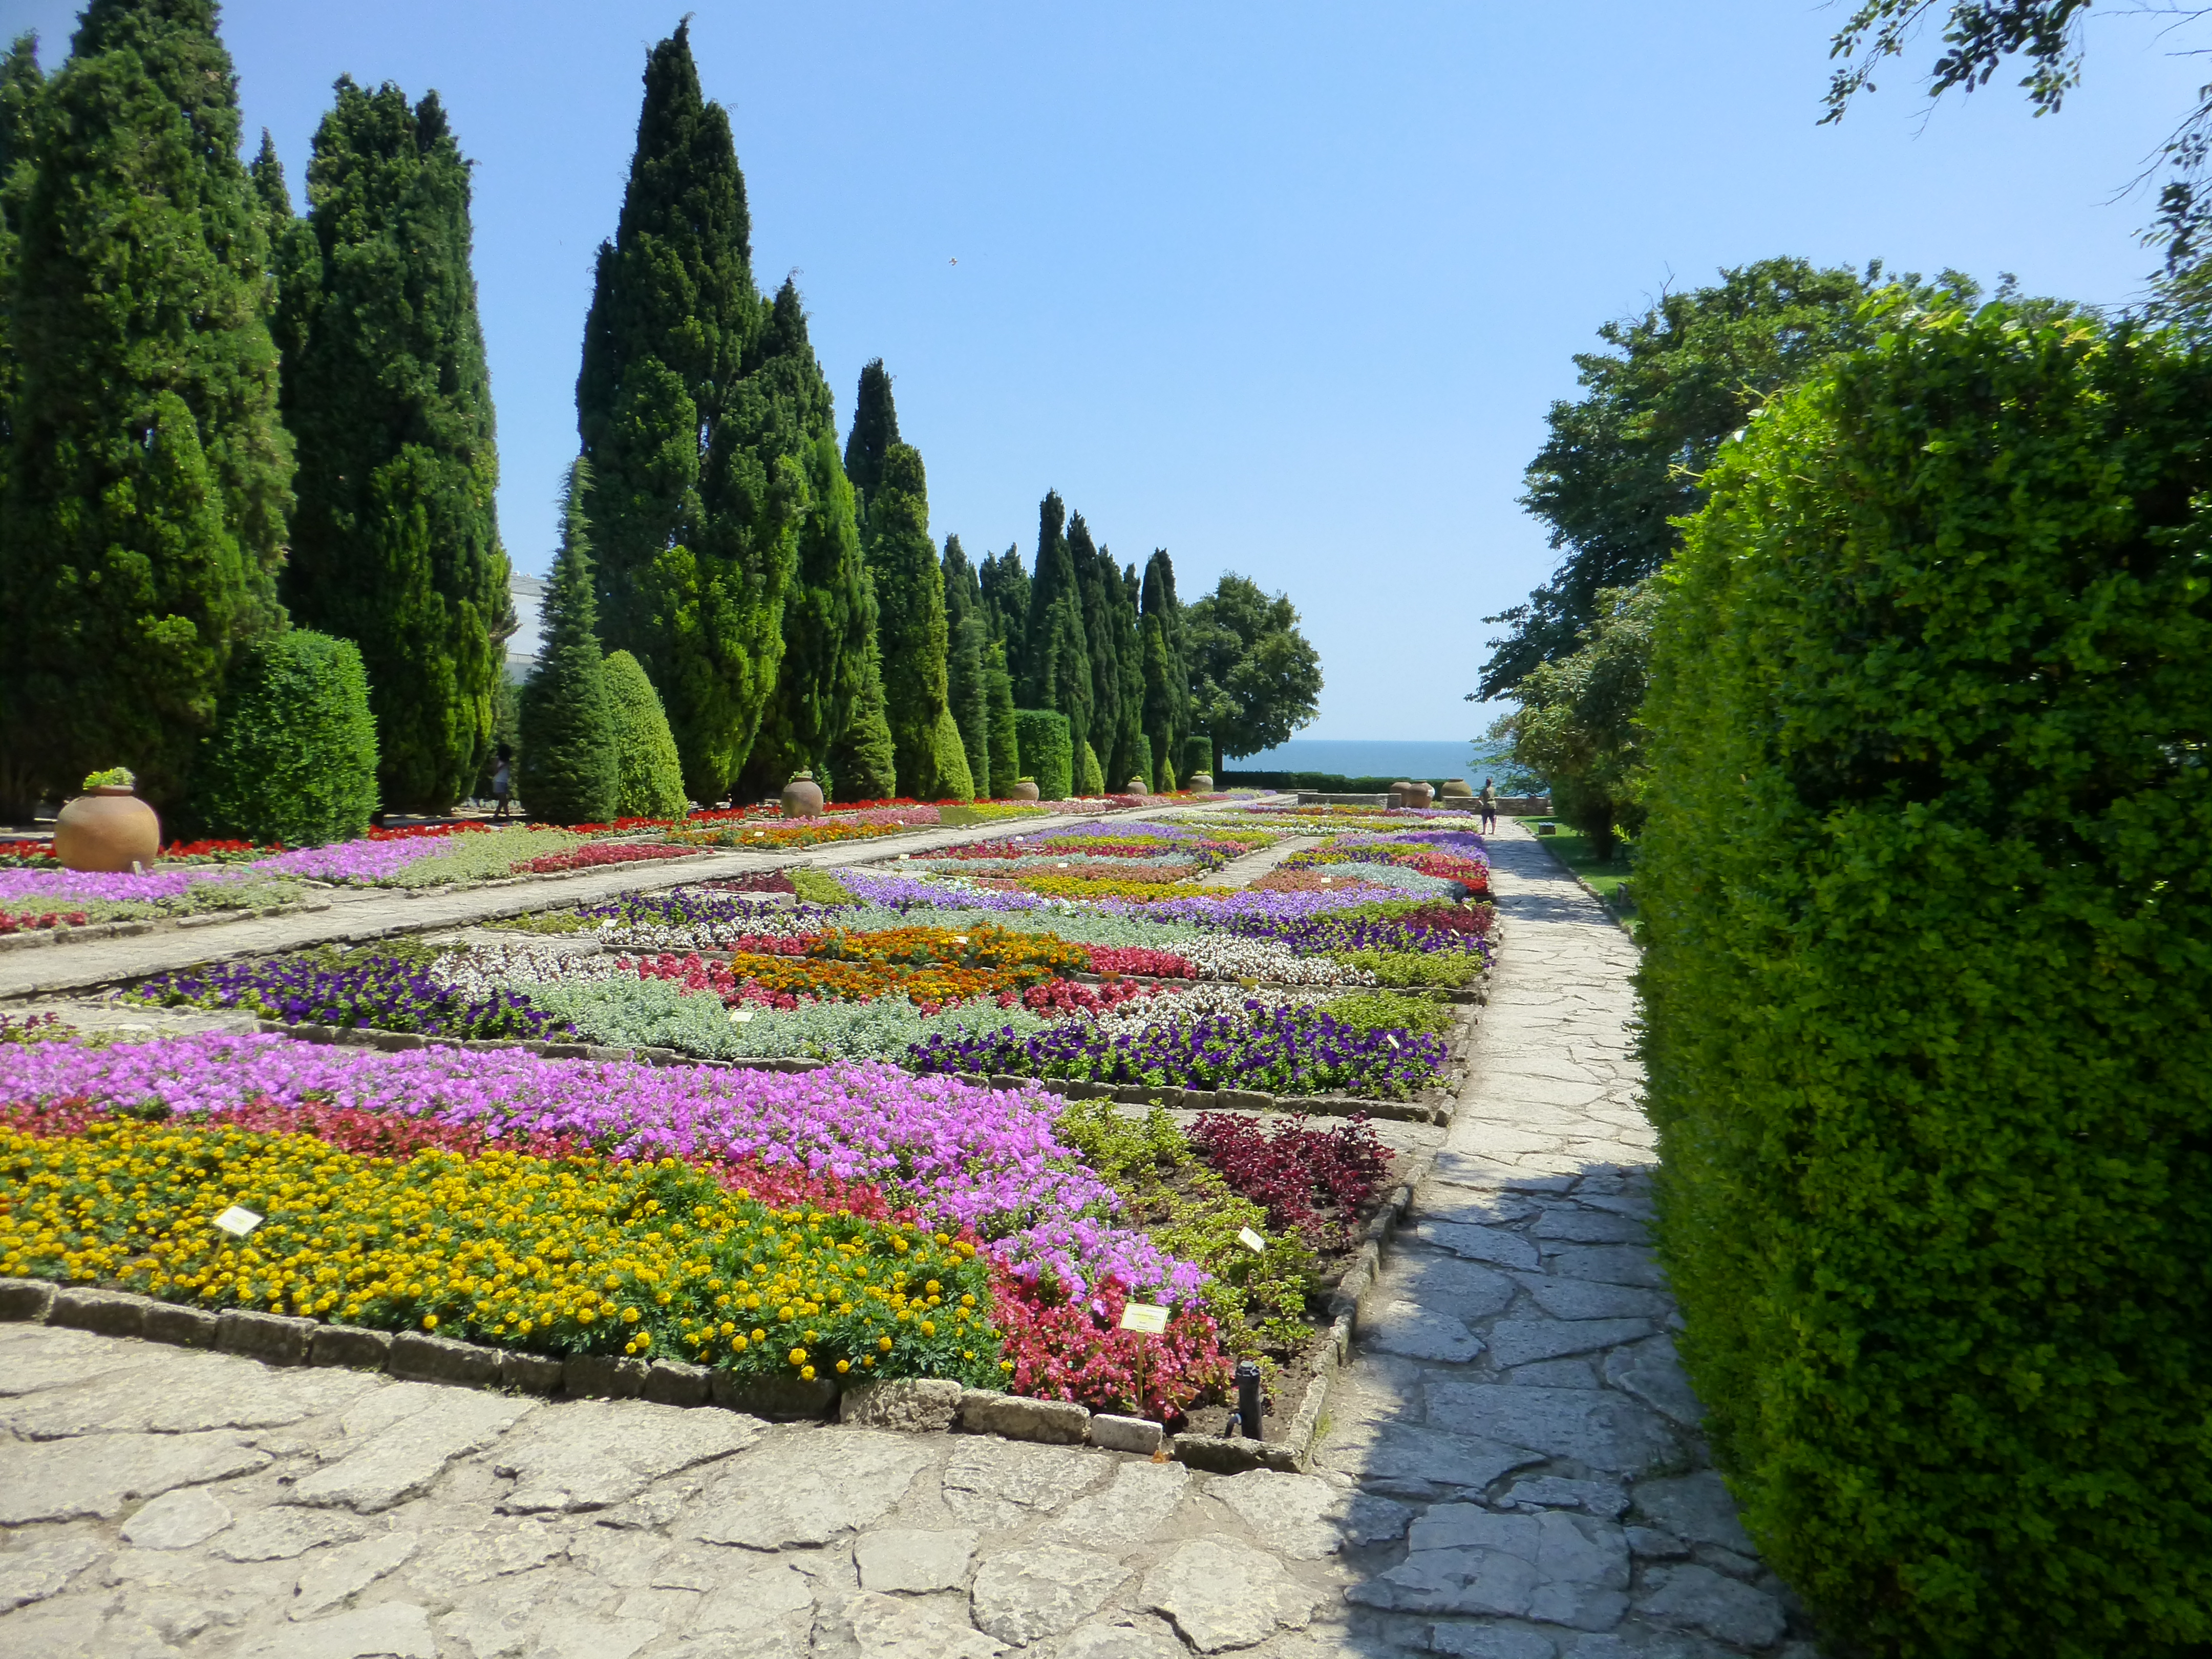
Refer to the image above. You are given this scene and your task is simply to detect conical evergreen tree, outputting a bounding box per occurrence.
[985,640,1020,798]
[1141,550,1190,791]
[249,130,314,367]
[741,281,868,798]
[980,543,1030,655]
[827,571,898,801]
[277,77,512,814]
[865,442,953,796]
[602,648,687,820]
[578,22,796,802]
[1022,491,1092,759]
[517,463,617,825]
[843,357,899,519]
[2,0,293,810]
[942,535,989,795]
[0,34,42,542]
[1110,561,1145,785]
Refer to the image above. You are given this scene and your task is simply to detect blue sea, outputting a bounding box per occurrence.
[1228,738,1503,786]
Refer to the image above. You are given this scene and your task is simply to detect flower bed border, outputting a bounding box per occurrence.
[0,1119,1428,1475]
[0,898,335,954]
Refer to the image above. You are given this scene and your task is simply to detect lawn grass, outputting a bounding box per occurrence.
[1516,820,1639,933]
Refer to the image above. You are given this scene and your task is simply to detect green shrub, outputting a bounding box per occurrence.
[1641,300,2212,1658]
[985,641,1020,798]
[185,631,379,845]
[83,767,135,791]
[516,466,617,825]
[1013,709,1072,800]
[926,705,975,802]
[1183,736,1213,780]
[790,868,860,908]
[1076,739,1104,796]
[1330,949,1481,991]
[602,650,688,820]
[1133,733,1154,793]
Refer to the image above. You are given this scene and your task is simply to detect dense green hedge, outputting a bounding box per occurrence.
[1013,709,1072,800]
[1640,301,2212,1658]
[185,630,378,845]
[603,650,687,820]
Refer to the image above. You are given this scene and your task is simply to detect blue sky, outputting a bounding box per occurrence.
[6,1,2204,739]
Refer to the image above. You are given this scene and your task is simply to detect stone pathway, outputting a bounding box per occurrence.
[0,817,1820,1658]
[1195,837,1321,889]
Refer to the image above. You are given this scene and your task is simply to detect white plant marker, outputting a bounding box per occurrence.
[213,1206,263,1237]
[1237,1227,1268,1253]
[1118,1302,1171,1334]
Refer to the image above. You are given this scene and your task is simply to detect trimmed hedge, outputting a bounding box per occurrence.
[185,630,379,845]
[1183,735,1212,780]
[1013,709,1072,800]
[1640,301,2212,1658]
[603,651,687,820]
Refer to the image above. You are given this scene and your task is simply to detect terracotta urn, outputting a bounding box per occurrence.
[1440,779,1474,799]
[1009,778,1041,802]
[1389,780,1416,806]
[1402,781,1436,808]
[1185,772,1214,794]
[55,786,161,873]
[780,772,825,818]
[1125,776,1151,796]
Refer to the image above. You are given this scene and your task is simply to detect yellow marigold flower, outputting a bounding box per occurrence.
[878,1335,894,1352]
[788,1347,807,1366]
[835,1359,850,1374]
[423,1314,438,1330]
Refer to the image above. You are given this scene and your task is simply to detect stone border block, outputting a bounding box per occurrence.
[143,1302,220,1348]
[710,1371,839,1419]
[839,1378,962,1432]
[1088,1413,1163,1456]
[641,1359,712,1407]
[565,1352,648,1399]
[390,1330,500,1387]
[312,1325,394,1371]
[0,1275,56,1322]
[1171,1433,1301,1475]
[50,1286,149,1338]
[216,1308,317,1366]
[959,1390,1089,1444]
[500,1350,565,1394]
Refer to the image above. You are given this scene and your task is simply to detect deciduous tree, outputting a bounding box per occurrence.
[1187,574,1322,761]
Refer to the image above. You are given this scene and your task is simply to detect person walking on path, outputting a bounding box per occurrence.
[1478,776,1498,834]
[491,746,516,822]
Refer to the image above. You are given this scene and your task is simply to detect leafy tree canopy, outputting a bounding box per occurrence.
[1186,573,1322,760]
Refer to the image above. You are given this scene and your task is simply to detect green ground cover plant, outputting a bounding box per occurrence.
[1640,299,2212,1659]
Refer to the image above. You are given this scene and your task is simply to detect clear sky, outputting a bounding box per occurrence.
[6,1,2203,740]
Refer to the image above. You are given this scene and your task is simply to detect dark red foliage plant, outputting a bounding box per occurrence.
[1186,1112,1391,1248]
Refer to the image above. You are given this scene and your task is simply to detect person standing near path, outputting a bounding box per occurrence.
[491,746,515,822]
[1478,776,1498,834]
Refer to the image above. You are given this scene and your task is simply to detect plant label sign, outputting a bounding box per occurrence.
[729,1008,756,1024]
[213,1206,263,1237]
[1118,1302,1171,1335]
[1237,1227,1268,1253]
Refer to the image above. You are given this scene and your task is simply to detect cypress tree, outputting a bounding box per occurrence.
[1141,550,1190,791]
[2,0,294,811]
[1111,561,1145,785]
[602,648,687,820]
[518,463,618,825]
[1022,491,1093,760]
[278,77,512,814]
[979,543,1030,656]
[985,641,1019,798]
[0,33,41,538]
[865,442,953,796]
[943,535,990,794]
[741,281,868,797]
[578,23,795,802]
[1071,512,1123,779]
[827,573,898,801]
[843,357,899,519]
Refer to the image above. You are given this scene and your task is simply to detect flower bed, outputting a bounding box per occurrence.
[1,908,90,935]
[125,947,570,1040]
[511,841,697,875]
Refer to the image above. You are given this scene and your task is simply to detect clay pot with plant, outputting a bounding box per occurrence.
[55,768,162,873]
[780,772,826,818]
[1009,778,1041,803]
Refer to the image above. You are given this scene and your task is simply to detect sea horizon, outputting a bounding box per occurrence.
[1227,737,1505,785]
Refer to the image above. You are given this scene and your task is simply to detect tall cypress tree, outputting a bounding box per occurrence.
[1110,561,1145,785]
[1141,549,1190,791]
[578,22,795,802]
[985,639,1019,798]
[827,568,898,801]
[866,443,953,796]
[517,462,617,825]
[277,78,511,813]
[3,0,293,811]
[943,535,989,792]
[742,281,868,796]
[1022,491,1092,759]
[979,544,1030,654]
[843,357,899,519]
[0,35,42,537]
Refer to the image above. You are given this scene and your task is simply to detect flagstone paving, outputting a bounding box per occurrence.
[0,818,1819,1657]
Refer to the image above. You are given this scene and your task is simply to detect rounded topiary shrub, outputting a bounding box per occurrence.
[1012,709,1072,800]
[1076,739,1104,797]
[603,650,687,821]
[926,705,975,802]
[1639,300,2212,1659]
[185,630,379,845]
